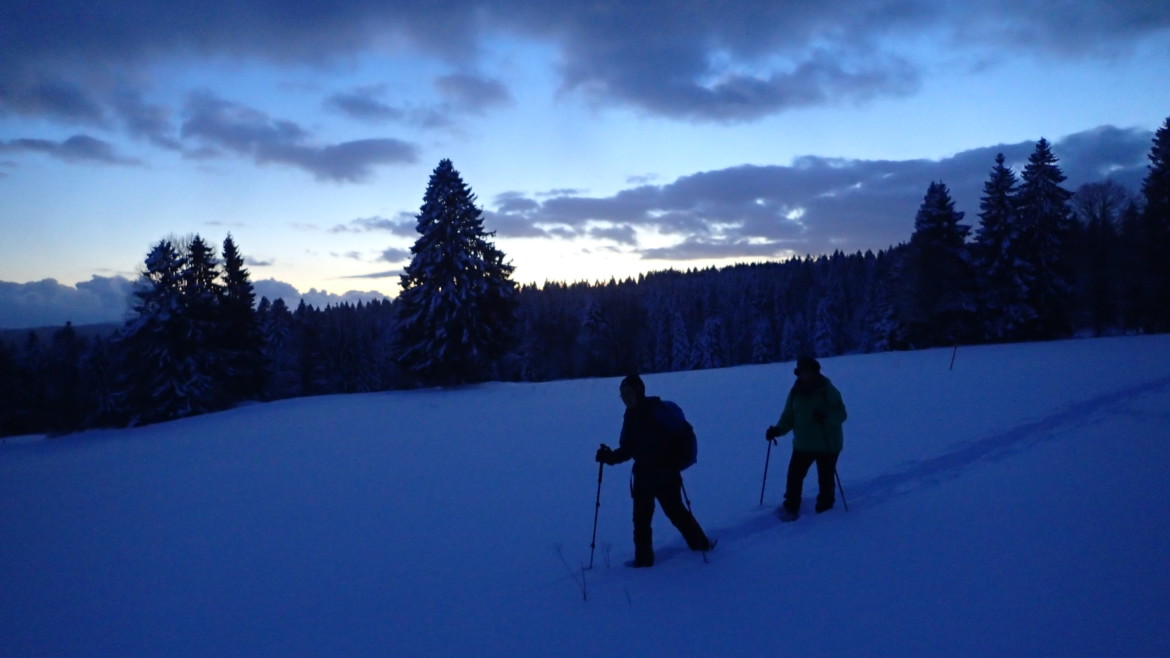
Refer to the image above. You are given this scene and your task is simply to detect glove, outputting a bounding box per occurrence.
[812,409,827,424]
[765,426,779,441]
[595,444,614,464]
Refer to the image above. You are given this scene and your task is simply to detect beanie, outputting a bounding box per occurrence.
[620,374,646,396]
[794,356,821,375]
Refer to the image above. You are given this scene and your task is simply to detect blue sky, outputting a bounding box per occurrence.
[2,1,1169,328]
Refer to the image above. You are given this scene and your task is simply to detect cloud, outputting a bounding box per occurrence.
[180,91,418,181]
[250,278,389,311]
[379,248,411,263]
[329,214,416,237]
[342,270,402,280]
[0,77,107,124]
[325,86,405,123]
[4,2,1167,127]
[486,124,1153,260]
[113,88,181,150]
[324,86,454,130]
[0,135,140,165]
[433,73,512,114]
[0,276,134,329]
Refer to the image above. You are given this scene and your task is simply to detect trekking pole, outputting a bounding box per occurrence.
[680,479,709,563]
[587,461,604,570]
[820,416,849,512]
[759,438,774,506]
[835,469,849,511]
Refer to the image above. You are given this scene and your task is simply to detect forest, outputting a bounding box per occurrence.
[2,119,1169,438]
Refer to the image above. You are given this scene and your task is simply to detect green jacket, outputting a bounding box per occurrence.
[771,374,847,452]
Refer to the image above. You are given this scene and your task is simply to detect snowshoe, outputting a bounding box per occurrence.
[775,507,800,522]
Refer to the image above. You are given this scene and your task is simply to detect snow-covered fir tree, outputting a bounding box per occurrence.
[395,159,517,386]
[117,240,215,424]
[691,316,728,370]
[1015,139,1077,339]
[974,153,1033,341]
[813,296,838,358]
[670,309,691,371]
[257,297,297,399]
[900,181,975,347]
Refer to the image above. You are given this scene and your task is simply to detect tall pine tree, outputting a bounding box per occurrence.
[220,234,267,401]
[974,153,1033,341]
[1015,139,1077,339]
[396,159,517,385]
[901,181,975,347]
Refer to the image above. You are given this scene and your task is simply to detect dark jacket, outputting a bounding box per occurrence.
[772,374,847,452]
[610,396,681,491]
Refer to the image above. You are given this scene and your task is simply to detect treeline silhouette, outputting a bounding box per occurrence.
[3,120,1168,438]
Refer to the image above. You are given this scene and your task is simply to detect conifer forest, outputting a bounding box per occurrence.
[3,118,1169,438]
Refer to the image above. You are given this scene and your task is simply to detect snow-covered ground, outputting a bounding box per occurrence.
[3,335,1170,657]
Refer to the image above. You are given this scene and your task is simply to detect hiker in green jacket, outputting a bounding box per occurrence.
[765,356,847,521]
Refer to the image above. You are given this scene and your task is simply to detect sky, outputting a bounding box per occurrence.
[2,1,1170,328]
[2,334,1169,655]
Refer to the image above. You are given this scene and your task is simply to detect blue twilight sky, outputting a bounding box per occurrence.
[2,1,1169,328]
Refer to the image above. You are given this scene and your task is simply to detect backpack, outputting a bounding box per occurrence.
[653,400,698,471]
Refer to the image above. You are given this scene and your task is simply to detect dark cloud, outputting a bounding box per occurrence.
[0,134,140,165]
[343,270,402,280]
[379,248,411,263]
[329,214,416,236]
[180,91,418,181]
[327,78,505,129]
[485,124,1153,260]
[325,86,405,123]
[4,2,1166,126]
[587,224,637,246]
[0,77,107,124]
[113,89,181,150]
[434,73,512,114]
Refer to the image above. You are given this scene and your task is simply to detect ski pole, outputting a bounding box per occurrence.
[680,479,709,563]
[819,410,848,512]
[759,438,774,506]
[835,469,849,511]
[587,461,604,570]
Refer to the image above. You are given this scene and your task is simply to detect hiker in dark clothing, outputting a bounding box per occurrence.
[765,356,848,521]
[596,374,713,567]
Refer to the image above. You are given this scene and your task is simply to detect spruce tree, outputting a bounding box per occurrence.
[181,235,228,408]
[1139,117,1170,332]
[396,159,517,385]
[1015,139,1077,339]
[901,181,975,347]
[220,234,267,400]
[974,153,1033,341]
[117,240,213,424]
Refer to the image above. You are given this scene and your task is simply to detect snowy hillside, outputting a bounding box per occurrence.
[3,335,1170,656]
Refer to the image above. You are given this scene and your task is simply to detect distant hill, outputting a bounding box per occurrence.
[0,322,121,346]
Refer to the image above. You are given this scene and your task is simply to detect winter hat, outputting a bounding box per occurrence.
[620,374,646,396]
[794,356,821,375]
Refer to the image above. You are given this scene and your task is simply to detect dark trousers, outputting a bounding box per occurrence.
[632,480,710,562]
[784,449,840,514]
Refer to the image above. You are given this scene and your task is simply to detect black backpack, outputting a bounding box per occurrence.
[652,400,698,471]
